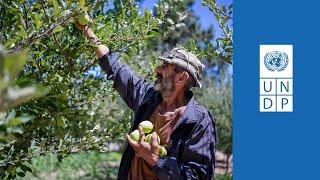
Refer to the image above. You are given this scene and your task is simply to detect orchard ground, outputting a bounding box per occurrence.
[22,151,231,180]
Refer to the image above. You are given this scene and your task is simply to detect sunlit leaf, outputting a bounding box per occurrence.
[79,0,86,8]
[52,26,64,33]
[52,0,59,15]
[33,14,43,29]
[7,115,35,126]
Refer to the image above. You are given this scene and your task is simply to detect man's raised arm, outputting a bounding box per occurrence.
[80,26,109,58]
[78,24,153,112]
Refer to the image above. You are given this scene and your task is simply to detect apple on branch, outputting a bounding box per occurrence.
[77,12,92,26]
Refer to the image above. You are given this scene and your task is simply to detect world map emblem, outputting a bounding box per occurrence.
[264,51,289,72]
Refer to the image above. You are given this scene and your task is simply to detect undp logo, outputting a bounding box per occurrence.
[264,51,289,72]
[259,45,293,112]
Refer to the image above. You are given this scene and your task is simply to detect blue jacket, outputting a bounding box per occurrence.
[99,53,217,180]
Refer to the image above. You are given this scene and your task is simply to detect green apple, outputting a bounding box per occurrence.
[159,145,167,157]
[139,120,153,134]
[77,13,91,26]
[130,129,140,142]
[145,133,160,144]
[56,116,65,127]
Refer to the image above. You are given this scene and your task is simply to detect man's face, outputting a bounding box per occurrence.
[154,62,176,95]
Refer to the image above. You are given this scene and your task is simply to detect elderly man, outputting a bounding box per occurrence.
[78,24,217,180]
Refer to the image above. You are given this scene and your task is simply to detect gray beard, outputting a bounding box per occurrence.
[154,75,175,96]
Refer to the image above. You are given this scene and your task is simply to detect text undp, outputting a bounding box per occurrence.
[260,79,293,112]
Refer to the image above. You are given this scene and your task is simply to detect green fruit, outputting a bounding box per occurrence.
[159,145,167,157]
[130,129,140,142]
[139,120,153,134]
[56,116,65,127]
[145,133,160,144]
[77,13,91,25]
[98,45,105,49]
[7,164,15,173]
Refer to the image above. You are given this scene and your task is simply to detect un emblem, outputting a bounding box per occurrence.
[264,51,289,72]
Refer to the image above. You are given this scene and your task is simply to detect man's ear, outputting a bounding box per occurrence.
[176,71,189,85]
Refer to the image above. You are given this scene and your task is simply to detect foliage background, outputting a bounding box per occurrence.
[0,0,232,179]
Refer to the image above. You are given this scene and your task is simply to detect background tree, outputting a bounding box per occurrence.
[0,0,232,178]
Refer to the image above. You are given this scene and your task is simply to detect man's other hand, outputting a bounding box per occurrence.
[127,126,160,166]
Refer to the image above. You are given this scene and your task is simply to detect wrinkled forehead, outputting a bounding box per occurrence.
[157,61,175,68]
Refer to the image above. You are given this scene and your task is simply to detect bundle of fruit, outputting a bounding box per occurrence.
[130,121,167,157]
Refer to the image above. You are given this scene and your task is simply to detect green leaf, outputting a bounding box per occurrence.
[79,0,86,8]
[144,9,151,20]
[52,0,59,15]
[222,5,226,13]
[37,50,46,57]
[56,116,66,127]
[146,30,158,37]
[57,154,63,162]
[16,21,27,38]
[33,14,43,29]
[17,172,25,177]
[7,115,35,126]
[166,18,174,25]
[21,164,32,173]
[4,38,16,49]
[52,26,64,34]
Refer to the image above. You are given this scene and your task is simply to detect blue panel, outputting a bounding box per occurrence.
[234,0,320,179]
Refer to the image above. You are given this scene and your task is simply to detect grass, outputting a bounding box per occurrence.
[215,173,233,180]
[21,151,232,180]
[21,151,122,180]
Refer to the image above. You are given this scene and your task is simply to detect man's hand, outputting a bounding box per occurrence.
[75,21,98,43]
[127,126,160,166]
[75,20,109,58]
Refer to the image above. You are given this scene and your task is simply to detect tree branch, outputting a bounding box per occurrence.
[217,20,233,44]
[71,94,109,108]
[4,15,73,55]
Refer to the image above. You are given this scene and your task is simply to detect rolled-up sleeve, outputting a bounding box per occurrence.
[98,53,153,112]
[154,112,216,180]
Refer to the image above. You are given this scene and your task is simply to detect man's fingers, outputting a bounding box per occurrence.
[138,126,145,143]
[150,132,159,154]
[126,134,138,149]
